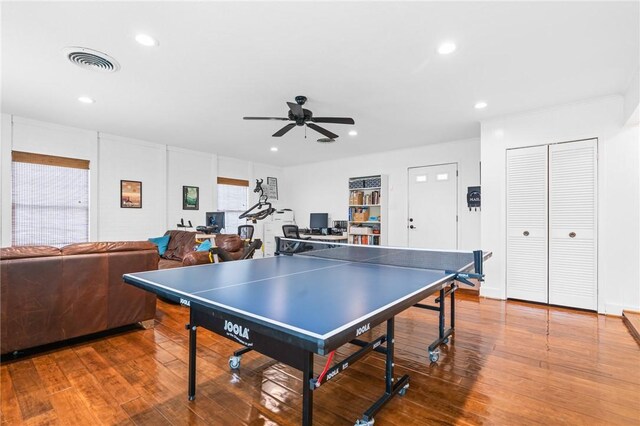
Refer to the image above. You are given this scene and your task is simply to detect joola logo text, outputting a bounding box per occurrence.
[355,323,370,336]
[224,320,250,340]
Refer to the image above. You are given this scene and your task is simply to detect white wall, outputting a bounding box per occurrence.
[166,147,217,233]
[1,114,13,246]
[283,138,481,250]
[0,115,269,245]
[481,95,640,314]
[624,71,639,125]
[3,117,99,245]
[98,133,167,240]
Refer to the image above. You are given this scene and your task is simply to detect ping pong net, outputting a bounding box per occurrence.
[276,237,484,275]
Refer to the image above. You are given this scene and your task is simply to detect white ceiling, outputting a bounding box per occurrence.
[2,2,638,166]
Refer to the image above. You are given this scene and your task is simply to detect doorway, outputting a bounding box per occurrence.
[407,163,458,249]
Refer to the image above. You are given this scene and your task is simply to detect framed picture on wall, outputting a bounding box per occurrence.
[183,185,199,210]
[121,180,142,208]
[266,177,278,200]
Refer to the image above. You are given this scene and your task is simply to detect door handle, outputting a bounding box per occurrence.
[569,232,576,238]
[523,231,529,236]
[409,225,416,229]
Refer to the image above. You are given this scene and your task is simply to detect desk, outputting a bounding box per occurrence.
[300,234,348,242]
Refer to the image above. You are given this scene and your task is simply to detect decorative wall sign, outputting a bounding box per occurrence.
[183,186,199,210]
[467,186,481,211]
[266,177,278,200]
[121,180,142,208]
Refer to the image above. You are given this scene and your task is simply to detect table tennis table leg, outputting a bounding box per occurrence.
[439,288,446,341]
[302,351,314,426]
[187,310,197,401]
[357,318,410,425]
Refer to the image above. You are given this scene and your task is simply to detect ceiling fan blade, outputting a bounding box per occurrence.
[287,102,304,118]
[307,123,339,139]
[311,117,355,125]
[272,123,296,137]
[244,117,290,121]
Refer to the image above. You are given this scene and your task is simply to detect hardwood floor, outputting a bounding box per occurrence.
[2,294,639,425]
[623,310,640,345]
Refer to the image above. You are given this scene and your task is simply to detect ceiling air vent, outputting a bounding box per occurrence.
[62,47,120,73]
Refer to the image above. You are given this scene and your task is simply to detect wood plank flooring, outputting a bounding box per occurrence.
[2,294,639,425]
[623,310,640,345]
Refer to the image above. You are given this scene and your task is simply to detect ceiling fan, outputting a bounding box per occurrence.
[243,96,355,139]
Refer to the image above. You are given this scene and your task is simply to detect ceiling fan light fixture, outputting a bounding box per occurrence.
[270,147,278,152]
[348,130,358,136]
[317,137,336,143]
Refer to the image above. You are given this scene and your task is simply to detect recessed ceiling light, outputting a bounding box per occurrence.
[135,34,158,47]
[348,130,358,136]
[438,42,456,55]
[270,147,278,152]
[474,101,488,109]
[78,96,95,104]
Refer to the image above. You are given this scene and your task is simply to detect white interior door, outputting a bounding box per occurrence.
[407,164,457,249]
[506,146,548,303]
[549,139,597,310]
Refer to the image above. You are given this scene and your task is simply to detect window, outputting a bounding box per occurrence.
[217,177,249,233]
[12,151,89,247]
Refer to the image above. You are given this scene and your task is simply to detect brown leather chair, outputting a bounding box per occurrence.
[159,230,246,269]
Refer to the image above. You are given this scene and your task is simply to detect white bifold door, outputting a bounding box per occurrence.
[506,139,597,311]
[506,146,548,303]
[548,140,598,310]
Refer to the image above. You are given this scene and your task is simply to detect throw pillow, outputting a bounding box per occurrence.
[196,239,212,252]
[148,235,170,256]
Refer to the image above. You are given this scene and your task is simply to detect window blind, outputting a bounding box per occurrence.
[12,152,89,247]
[217,179,248,233]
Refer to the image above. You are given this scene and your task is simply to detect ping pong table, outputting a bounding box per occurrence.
[123,238,490,425]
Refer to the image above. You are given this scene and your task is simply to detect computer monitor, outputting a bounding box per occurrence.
[309,213,329,230]
[205,212,225,233]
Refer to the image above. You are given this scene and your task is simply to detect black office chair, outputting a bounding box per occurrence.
[238,225,254,242]
[282,225,309,239]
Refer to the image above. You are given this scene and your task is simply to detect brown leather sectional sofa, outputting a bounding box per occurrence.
[158,230,246,269]
[0,241,158,355]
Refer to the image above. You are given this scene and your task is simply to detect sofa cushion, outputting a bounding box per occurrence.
[0,245,61,260]
[158,258,183,269]
[148,235,170,256]
[162,230,197,261]
[215,234,243,253]
[196,239,212,252]
[61,241,157,255]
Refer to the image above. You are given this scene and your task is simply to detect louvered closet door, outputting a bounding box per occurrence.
[506,146,548,303]
[549,139,597,310]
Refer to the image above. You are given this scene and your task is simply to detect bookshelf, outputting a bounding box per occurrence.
[348,175,388,245]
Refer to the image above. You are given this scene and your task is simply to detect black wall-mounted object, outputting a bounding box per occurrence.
[467,186,481,211]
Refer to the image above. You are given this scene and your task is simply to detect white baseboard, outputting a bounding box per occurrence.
[479,286,505,300]
[605,302,640,316]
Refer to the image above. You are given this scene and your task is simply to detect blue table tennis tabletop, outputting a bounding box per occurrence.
[124,254,460,348]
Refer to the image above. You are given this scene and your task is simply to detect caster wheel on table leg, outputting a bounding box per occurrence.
[443,337,449,344]
[429,350,440,363]
[228,356,241,370]
[355,418,374,426]
[398,383,410,396]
